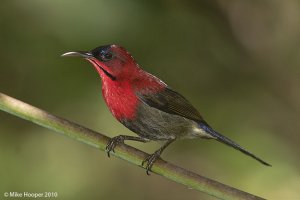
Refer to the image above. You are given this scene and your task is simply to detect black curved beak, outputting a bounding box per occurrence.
[61,50,116,81]
[61,51,93,58]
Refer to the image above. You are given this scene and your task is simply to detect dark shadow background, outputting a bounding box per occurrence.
[1,0,299,199]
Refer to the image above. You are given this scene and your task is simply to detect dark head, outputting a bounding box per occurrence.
[62,44,138,81]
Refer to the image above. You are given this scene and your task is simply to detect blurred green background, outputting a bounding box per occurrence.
[1,0,300,199]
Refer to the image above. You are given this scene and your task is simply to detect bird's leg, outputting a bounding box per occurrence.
[142,139,175,175]
[106,135,149,157]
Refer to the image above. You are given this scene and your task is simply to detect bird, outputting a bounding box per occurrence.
[62,44,271,174]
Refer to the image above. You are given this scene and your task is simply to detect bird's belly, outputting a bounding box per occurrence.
[120,102,201,140]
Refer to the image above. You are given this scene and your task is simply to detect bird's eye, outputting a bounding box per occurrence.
[100,51,113,61]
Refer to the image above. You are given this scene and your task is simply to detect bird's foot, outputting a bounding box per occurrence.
[106,135,125,157]
[142,150,162,175]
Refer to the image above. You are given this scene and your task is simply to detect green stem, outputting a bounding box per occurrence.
[0,92,265,200]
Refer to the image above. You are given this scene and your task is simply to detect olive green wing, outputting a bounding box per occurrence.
[138,87,205,123]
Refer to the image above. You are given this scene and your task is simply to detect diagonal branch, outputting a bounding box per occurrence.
[0,92,266,200]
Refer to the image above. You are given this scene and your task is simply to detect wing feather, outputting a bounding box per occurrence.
[137,87,204,123]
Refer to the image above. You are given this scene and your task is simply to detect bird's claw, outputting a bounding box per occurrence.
[142,151,161,175]
[106,136,125,157]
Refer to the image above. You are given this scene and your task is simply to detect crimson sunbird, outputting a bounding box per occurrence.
[62,44,271,174]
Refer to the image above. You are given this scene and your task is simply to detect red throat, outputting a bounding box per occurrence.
[88,59,166,121]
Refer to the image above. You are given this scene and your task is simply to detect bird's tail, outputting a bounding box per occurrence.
[199,122,271,166]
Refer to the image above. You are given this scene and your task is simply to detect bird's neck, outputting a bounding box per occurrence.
[100,70,166,121]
